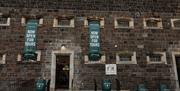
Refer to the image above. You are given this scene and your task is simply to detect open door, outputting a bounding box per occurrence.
[175,56,180,86]
[55,55,70,90]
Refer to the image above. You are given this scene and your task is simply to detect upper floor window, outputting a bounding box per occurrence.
[84,17,104,28]
[21,16,43,26]
[114,17,134,29]
[116,51,137,64]
[53,16,74,28]
[0,13,10,26]
[143,18,163,29]
[147,52,167,64]
[17,50,41,62]
[0,53,6,64]
[171,19,180,29]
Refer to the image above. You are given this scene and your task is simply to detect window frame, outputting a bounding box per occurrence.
[0,53,6,64]
[143,18,163,29]
[21,17,43,26]
[171,19,180,30]
[116,52,137,64]
[17,50,41,62]
[114,17,134,29]
[84,17,104,28]
[0,14,10,26]
[84,55,106,64]
[146,52,167,64]
[53,17,74,28]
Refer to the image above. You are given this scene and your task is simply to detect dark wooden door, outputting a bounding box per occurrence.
[176,56,180,85]
[55,55,70,89]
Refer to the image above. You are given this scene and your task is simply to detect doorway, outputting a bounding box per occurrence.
[50,50,74,91]
[176,56,180,86]
[172,52,180,90]
[55,55,70,89]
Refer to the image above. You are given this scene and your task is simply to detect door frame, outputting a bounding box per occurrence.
[172,52,180,90]
[50,50,74,91]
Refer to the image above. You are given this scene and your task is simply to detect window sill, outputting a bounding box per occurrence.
[115,26,134,29]
[116,61,137,64]
[84,26,104,29]
[147,61,167,64]
[172,27,180,30]
[53,25,74,28]
[16,60,41,64]
[144,27,163,29]
[0,24,10,26]
[84,55,105,64]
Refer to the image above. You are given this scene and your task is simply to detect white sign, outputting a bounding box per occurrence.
[105,64,117,75]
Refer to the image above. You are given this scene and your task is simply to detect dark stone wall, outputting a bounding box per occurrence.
[0,0,179,12]
[0,1,179,91]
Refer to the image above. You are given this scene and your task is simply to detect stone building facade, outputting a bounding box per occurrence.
[0,0,180,91]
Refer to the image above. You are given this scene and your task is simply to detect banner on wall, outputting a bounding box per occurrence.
[23,20,38,60]
[88,20,101,61]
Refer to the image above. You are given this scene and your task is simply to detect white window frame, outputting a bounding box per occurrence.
[114,17,134,29]
[84,55,106,64]
[116,52,137,64]
[84,17,104,28]
[143,18,163,29]
[171,19,180,30]
[21,17,43,26]
[17,50,41,62]
[0,15,10,26]
[146,52,167,64]
[0,54,6,64]
[53,18,74,28]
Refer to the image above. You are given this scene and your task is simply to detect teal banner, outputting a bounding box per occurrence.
[88,21,101,61]
[23,20,38,60]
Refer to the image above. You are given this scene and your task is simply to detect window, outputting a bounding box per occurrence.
[53,17,74,28]
[171,19,180,29]
[0,14,10,26]
[84,55,106,64]
[21,17,43,26]
[114,17,134,29]
[84,17,104,28]
[0,53,6,64]
[147,52,167,64]
[17,51,41,62]
[143,18,163,29]
[116,52,137,64]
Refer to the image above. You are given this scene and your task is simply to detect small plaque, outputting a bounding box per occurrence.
[105,64,117,75]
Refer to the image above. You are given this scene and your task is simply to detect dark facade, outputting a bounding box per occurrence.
[0,0,180,91]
